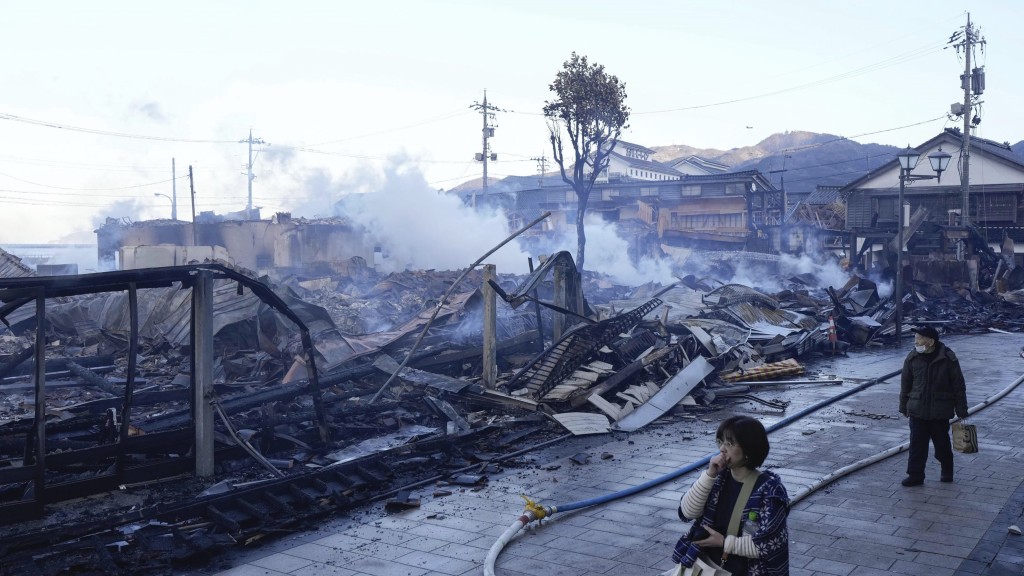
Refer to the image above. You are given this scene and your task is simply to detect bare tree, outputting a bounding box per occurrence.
[543,52,629,272]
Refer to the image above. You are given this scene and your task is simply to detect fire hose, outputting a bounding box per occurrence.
[484,366,1021,575]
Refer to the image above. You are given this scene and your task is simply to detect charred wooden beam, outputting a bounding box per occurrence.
[504,298,663,400]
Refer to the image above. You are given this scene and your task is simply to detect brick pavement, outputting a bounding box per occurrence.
[205,333,1024,576]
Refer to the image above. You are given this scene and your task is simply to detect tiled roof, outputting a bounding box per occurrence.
[671,155,730,173]
[944,128,1017,163]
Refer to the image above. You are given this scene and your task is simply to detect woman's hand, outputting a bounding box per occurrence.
[708,452,727,477]
[695,524,725,549]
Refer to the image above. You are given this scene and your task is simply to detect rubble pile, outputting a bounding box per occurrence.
[0,252,1020,574]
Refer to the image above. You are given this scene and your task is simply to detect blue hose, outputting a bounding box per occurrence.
[553,368,902,513]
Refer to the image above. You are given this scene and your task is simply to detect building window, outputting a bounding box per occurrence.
[704,183,726,196]
[681,185,701,196]
[670,213,744,230]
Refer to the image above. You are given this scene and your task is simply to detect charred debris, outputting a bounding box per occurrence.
[0,250,1020,574]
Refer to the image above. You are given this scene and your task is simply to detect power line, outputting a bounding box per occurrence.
[0,111,236,143]
[776,115,947,155]
[0,153,168,172]
[301,109,471,147]
[635,42,946,115]
[501,38,948,118]
[0,171,185,191]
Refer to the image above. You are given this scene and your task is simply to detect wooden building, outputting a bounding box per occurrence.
[840,129,1024,279]
[510,169,780,252]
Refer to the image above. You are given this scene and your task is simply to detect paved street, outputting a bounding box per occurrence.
[202,332,1024,576]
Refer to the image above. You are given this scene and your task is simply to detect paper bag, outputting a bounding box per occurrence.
[952,421,978,453]
[665,556,730,576]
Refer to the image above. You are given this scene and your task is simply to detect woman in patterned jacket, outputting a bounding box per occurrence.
[671,416,790,576]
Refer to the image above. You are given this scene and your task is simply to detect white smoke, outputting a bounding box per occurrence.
[271,153,678,282]
[776,253,851,292]
[875,278,894,298]
[675,250,857,296]
[536,215,675,285]
[332,156,532,273]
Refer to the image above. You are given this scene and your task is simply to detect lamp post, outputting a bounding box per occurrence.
[154,193,176,220]
[894,145,952,344]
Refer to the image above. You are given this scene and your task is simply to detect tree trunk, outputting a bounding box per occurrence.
[576,201,587,273]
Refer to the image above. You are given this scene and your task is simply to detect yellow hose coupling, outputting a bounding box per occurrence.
[520,495,548,520]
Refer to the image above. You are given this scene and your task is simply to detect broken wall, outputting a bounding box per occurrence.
[97,218,375,273]
[120,245,234,269]
[657,196,749,237]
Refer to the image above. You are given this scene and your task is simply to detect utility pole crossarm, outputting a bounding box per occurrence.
[530,155,549,187]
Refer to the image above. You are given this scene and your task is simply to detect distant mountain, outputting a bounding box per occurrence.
[652,131,901,197]
[451,131,1024,199]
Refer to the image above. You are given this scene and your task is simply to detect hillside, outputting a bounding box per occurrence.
[652,131,901,197]
[452,131,1024,198]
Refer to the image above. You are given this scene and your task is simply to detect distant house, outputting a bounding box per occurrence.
[595,140,684,182]
[783,186,845,256]
[840,128,1024,274]
[469,139,779,255]
[512,168,780,252]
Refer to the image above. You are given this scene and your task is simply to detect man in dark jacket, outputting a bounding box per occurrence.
[898,326,968,486]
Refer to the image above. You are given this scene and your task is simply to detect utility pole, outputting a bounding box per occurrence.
[768,154,791,225]
[239,129,266,219]
[950,13,985,229]
[170,158,178,221]
[470,90,501,207]
[189,165,197,247]
[531,154,548,187]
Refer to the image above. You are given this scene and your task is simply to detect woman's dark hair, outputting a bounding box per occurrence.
[716,415,770,468]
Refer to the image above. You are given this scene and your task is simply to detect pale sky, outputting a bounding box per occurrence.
[0,1,1018,245]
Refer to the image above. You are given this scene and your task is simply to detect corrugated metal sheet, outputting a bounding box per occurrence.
[157,280,262,345]
[0,248,36,279]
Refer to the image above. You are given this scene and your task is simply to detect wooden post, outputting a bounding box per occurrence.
[192,270,215,477]
[528,257,545,353]
[117,283,139,478]
[482,264,497,388]
[553,262,567,341]
[574,268,584,323]
[32,288,46,514]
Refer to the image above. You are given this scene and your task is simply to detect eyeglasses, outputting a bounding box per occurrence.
[715,438,736,449]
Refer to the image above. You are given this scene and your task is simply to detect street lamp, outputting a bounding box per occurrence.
[894,145,952,344]
[154,193,176,220]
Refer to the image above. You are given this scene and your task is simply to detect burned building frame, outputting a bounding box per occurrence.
[0,264,326,524]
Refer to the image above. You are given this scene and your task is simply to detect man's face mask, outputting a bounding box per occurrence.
[914,335,935,353]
